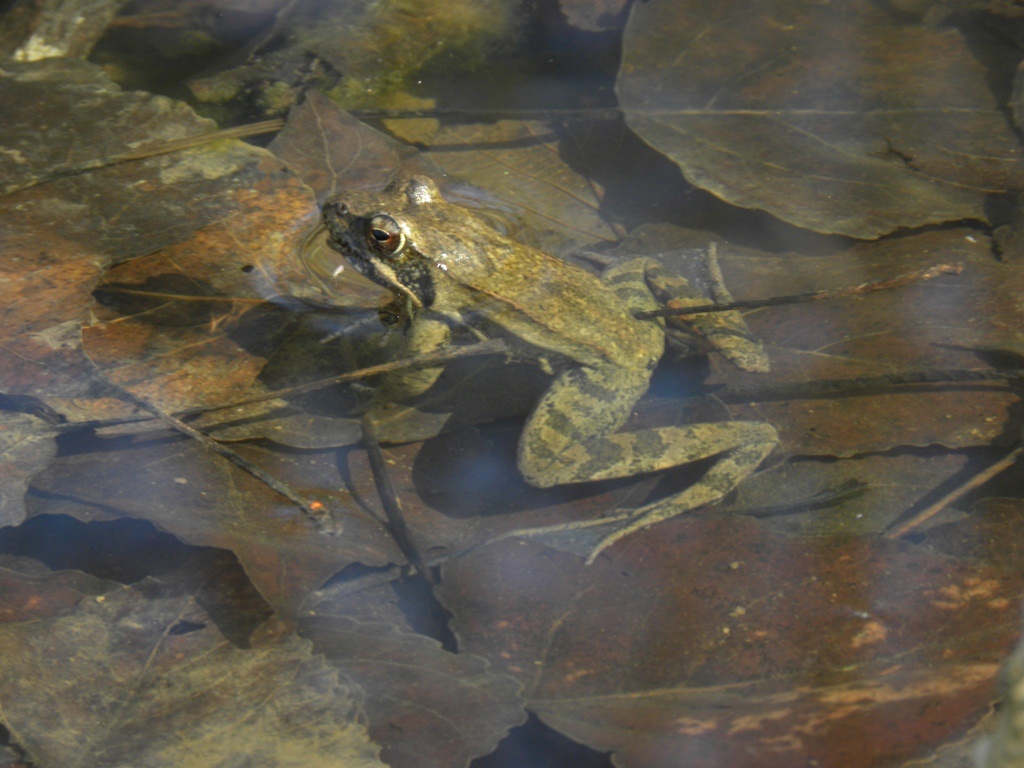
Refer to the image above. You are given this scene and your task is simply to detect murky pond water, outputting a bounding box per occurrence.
[1,1,1024,766]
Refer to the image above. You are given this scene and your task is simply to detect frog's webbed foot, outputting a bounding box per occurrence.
[511,421,778,564]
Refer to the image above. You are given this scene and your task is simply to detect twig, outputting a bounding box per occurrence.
[884,443,1024,539]
[53,338,509,432]
[634,263,963,320]
[361,415,435,584]
[713,368,1024,403]
[188,338,509,416]
[3,120,285,195]
[351,107,623,121]
[115,387,338,531]
[4,106,624,195]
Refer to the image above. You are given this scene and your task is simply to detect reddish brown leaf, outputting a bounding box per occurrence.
[437,517,1021,767]
[0,226,109,400]
[0,556,117,623]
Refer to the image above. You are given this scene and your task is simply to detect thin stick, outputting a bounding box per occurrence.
[361,415,435,583]
[115,387,338,531]
[884,443,1024,539]
[189,338,509,416]
[713,368,1023,402]
[634,264,962,320]
[54,338,509,432]
[94,288,270,304]
[3,120,286,194]
[4,106,625,195]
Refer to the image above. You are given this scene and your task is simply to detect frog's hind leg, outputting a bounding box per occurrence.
[517,388,777,564]
[581,422,777,563]
[517,353,777,564]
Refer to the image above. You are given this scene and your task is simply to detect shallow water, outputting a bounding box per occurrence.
[1,1,1023,767]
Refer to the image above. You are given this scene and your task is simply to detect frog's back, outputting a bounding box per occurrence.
[461,244,662,371]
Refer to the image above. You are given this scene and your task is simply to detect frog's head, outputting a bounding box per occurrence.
[321,176,451,312]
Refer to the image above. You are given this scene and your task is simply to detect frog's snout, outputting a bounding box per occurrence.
[321,200,352,230]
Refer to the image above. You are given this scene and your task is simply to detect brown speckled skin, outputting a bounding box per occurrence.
[322,176,778,561]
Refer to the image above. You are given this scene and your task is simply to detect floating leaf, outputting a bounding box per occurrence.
[301,616,526,768]
[617,0,1024,237]
[270,93,618,250]
[0,581,385,767]
[269,91,435,203]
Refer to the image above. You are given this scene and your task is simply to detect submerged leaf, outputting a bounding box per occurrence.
[0,413,58,528]
[189,0,522,118]
[0,226,110,401]
[438,518,1022,768]
[301,616,526,768]
[1,0,128,62]
[618,0,1024,237]
[618,224,1024,458]
[0,60,283,261]
[27,438,401,617]
[0,556,118,622]
[270,93,618,251]
[0,581,385,767]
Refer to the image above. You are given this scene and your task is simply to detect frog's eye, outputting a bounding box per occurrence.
[366,215,406,256]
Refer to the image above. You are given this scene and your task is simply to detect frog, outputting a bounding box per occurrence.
[319,175,779,563]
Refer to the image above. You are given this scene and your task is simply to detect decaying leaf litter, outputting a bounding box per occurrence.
[3,0,1024,766]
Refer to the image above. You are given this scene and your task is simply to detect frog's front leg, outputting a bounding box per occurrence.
[517,364,778,562]
[376,315,452,403]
